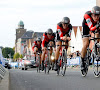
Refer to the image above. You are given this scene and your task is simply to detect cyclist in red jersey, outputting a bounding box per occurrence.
[81,6,100,70]
[32,37,42,62]
[54,17,72,71]
[41,28,55,71]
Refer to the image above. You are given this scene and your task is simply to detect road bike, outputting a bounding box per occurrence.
[56,40,74,76]
[44,45,55,74]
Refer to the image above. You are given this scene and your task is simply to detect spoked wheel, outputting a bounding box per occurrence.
[46,61,50,74]
[61,49,67,76]
[57,65,60,76]
[92,56,100,77]
[80,58,89,77]
[36,57,41,73]
[44,62,47,74]
[81,67,88,77]
[93,62,100,78]
[37,64,40,73]
[92,47,100,78]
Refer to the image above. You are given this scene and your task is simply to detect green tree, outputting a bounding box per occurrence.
[13,53,20,61]
[13,47,15,52]
[2,47,14,58]
[20,54,23,59]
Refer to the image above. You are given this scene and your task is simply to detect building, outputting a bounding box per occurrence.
[96,0,100,6]
[15,21,26,53]
[15,21,44,58]
[68,26,82,55]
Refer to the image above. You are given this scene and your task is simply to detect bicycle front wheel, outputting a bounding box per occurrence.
[92,45,100,78]
[61,49,67,76]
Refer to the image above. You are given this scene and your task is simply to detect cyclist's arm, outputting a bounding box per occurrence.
[32,41,36,51]
[42,33,46,47]
[84,14,98,31]
[57,26,64,40]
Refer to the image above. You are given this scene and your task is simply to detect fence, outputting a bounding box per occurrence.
[0,64,6,81]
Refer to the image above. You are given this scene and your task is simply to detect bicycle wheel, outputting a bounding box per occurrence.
[37,56,40,73]
[46,61,50,74]
[80,49,89,77]
[57,65,60,76]
[92,53,100,77]
[92,44,100,77]
[61,49,67,76]
[44,60,47,74]
[56,56,61,76]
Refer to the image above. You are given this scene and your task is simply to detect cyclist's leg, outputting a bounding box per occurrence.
[81,37,89,69]
[81,23,90,69]
[33,47,38,61]
[41,47,47,70]
[54,41,62,70]
[48,41,54,55]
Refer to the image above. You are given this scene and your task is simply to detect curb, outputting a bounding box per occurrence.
[0,69,9,90]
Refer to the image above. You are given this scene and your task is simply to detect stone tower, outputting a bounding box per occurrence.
[15,20,26,43]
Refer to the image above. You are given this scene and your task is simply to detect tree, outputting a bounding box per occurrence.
[2,47,14,58]
[20,54,23,59]
[13,53,20,61]
[13,47,15,52]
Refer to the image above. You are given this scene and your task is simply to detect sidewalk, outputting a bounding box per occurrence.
[0,69,9,90]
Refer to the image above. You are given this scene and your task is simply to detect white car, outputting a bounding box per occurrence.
[21,59,36,70]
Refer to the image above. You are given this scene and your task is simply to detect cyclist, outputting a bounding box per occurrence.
[54,17,72,71]
[41,28,55,71]
[81,6,100,70]
[32,37,42,62]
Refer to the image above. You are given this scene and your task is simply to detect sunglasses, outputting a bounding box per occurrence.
[48,33,52,35]
[62,23,69,25]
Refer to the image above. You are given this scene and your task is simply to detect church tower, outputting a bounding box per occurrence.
[15,20,26,43]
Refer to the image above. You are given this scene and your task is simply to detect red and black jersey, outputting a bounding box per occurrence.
[42,32,55,47]
[82,11,100,31]
[57,22,72,40]
[32,41,41,51]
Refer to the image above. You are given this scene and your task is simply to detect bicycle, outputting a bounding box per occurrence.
[81,30,100,77]
[44,45,55,74]
[91,30,100,77]
[56,40,74,76]
[80,47,91,77]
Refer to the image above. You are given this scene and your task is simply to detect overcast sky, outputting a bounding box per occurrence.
[0,0,96,48]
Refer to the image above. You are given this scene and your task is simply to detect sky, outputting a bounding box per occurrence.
[0,0,96,48]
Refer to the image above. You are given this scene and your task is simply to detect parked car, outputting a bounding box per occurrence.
[30,60,37,68]
[21,59,37,70]
[5,60,11,69]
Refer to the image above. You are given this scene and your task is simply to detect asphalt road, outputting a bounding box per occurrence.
[9,68,100,90]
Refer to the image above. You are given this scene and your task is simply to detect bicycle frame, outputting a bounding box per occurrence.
[56,40,74,76]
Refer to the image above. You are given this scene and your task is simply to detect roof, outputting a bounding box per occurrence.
[21,30,34,39]
[18,20,24,26]
[34,32,44,38]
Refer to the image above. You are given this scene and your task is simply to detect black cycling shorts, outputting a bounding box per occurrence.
[82,22,90,38]
[44,41,55,47]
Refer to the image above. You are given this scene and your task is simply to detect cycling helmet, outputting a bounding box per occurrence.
[91,6,100,14]
[47,28,53,34]
[62,17,70,24]
[36,37,41,41]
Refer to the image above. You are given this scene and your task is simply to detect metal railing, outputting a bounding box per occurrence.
[0,64,6,80]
